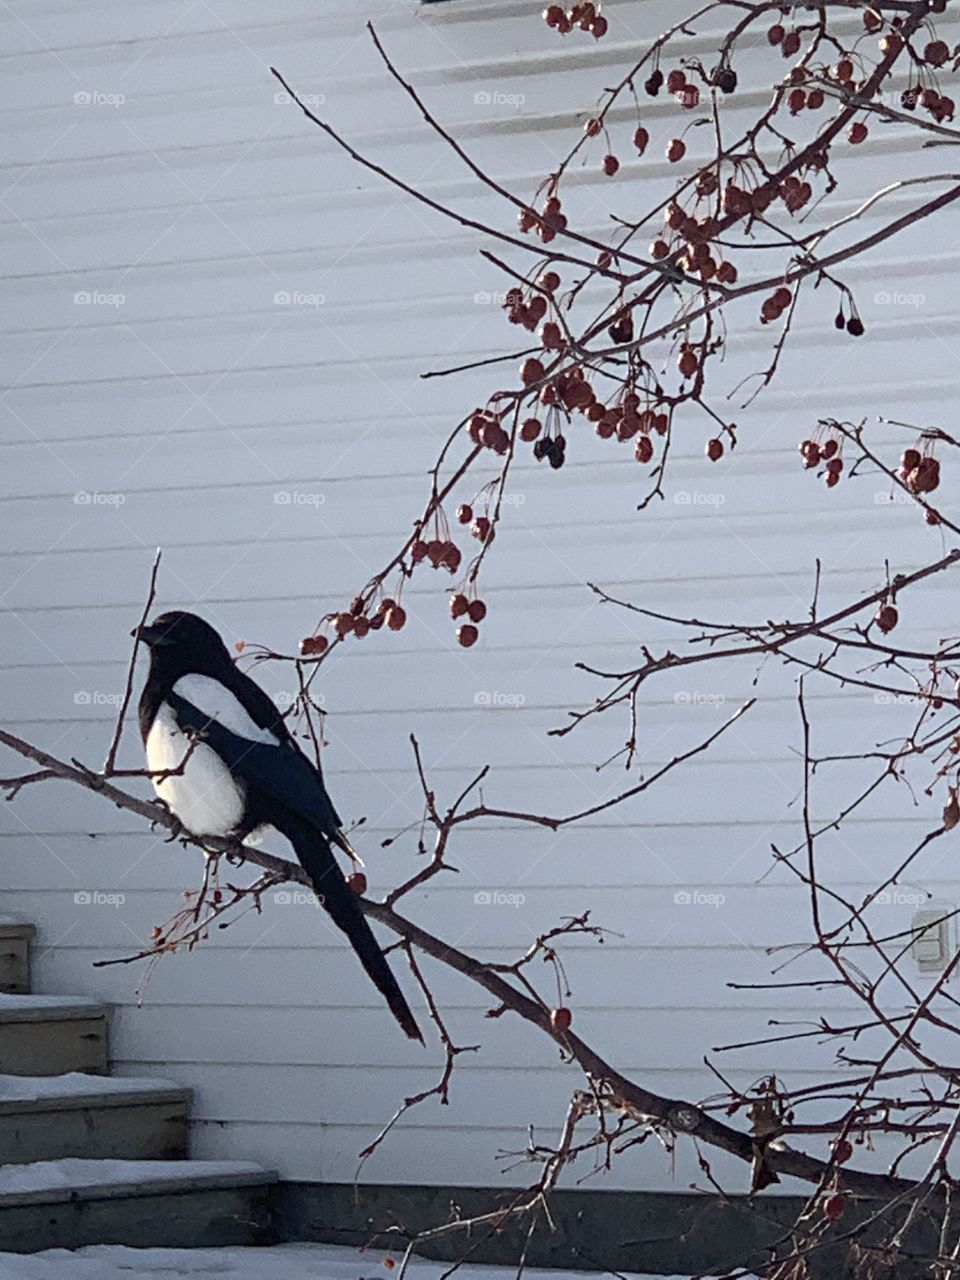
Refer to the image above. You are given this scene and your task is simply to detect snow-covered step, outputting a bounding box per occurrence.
[0,1074,190,1165]
[0,995,108,1077]
[0,1159,278,1254]
[0,923,34,996]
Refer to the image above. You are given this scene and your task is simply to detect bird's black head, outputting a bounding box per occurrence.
[135,610,234,680]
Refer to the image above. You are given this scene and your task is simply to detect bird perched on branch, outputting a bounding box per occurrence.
[135,609,422,1042]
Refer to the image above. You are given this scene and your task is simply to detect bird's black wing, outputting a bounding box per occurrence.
[164,689,344,842]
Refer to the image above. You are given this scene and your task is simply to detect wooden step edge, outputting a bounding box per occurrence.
[0,1003,107,1025]
[0,1166,278,1209]
[0,1085,192,1116]
[0,924,36,941]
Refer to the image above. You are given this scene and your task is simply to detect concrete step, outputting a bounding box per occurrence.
[0,1159,278,1252]
[0,923,35,995]
[0,1073,191,1165]
[0,995,108,1076]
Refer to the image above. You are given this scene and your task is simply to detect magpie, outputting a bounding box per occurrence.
[135,609,422,1042]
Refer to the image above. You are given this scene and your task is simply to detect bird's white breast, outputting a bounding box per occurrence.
[146,702,245,837]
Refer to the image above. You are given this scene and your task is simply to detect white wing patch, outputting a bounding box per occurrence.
[146,703,245,837]
[171,674,282,745]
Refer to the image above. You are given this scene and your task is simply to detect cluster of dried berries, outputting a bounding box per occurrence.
[468,409,510,455]
[517,191,567,244]
[533,432,566,469]
[899,447,941,496]
[456,503,495,549]
[799,435,843,488]
[649,202,738,284]
[901,82,955,122]
[760,285,792,326]
[412,535,462,573]
[300,595,408,656]
[543,2,606,39]
[450,591,488,648]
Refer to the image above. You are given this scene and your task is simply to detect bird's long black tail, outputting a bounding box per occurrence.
[288,823,423,1042]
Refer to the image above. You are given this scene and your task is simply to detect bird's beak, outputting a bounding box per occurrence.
[132,622,174,648]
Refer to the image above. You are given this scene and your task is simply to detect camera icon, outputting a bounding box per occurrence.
[474,90,492,105]
[474,691,491,706]
[74,292,91,305]
[273,291,291,305]
[673,891,692,905]
[273,890,292,905]
[73,91,91,106]
[74,891,92,905]
[273,91,291,105]
[473,891,491,905]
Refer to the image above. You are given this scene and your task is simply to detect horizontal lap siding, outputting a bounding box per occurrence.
[1,0,957,1190]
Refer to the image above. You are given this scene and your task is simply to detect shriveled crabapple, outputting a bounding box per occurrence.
[666,137,686,163]
[635,435,654,463]
[457,503,473,525]
[706,437,724,461]
[767,22,785,45]
[450,593,469,619]
[538,270,561,292]
[520,417,542,442]
[848,121,868,144]
[876,604,899,634]
[602,153,619,176]
[457,623,479,648]
[633,125,649,153]
[678,347,699,378]
[300,634,328,657]
[385,604,407,631]
[347,872,367,896]
[550,1006,572,1033]
[467,599,487,623]
[472,516,494,543]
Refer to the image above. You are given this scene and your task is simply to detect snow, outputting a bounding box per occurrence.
[0,1242,711,1280]
[0,1075,183,1104]
[0,1160,270,1197]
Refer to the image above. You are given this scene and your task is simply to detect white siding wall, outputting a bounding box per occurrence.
[1,0,957,1192]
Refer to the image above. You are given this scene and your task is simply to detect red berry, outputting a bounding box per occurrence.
[584,116,602,136]
[633,125,649,153]
[352,616,370,639]
[635,436,653,463]
[832,1138,853,1164]
[768,23,785,45]
[385,605,407,631]
[334,613,354,640]
[550,1007,572,1033]
[538,271,560,292]
[347,872,367,896]
[540,321,563,349]
[925,40,950,67]
[706,437,723,461]
[457,624,479,648]
[457,503,473,524]
[835,58,854,82]
[807,88,824,110]
[602,153,619,176]
[300,634,328,657]
[411,539,429,564]
[772,286,792,309]
[848,121,868,144]
[520,357,545,385]
[820,439,838,460]
[472,516,493,543]
[781,30,801,56]
[543,4,565,27]
[450,593,469,619]
[876,604,898,634]
[590,14,607,38]
[678,348,698,378]
[666,138,686,163]
[788,88,806,115]
[520,417,542,442]
[467,599,487,624]
[650,239,670,260]
[822,1194,846,1222]
[666,68,686,94]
